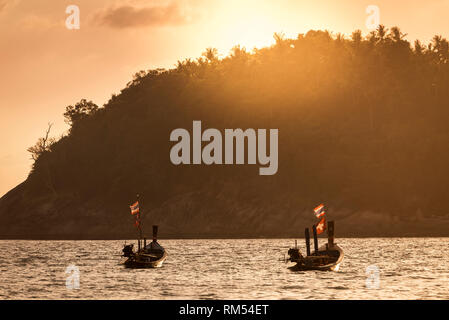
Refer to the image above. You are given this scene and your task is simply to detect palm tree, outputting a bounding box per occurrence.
[414,40,424,55]
[431,35,449,63]
[389,26,407,43]
[376,24,388,42]
[351,30,362,46]
[202,47,219,63]
[273,32,285,45]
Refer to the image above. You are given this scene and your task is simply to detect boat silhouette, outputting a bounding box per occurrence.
[287,220,344,271]
[120,195,167,268]
[121,225,167,268]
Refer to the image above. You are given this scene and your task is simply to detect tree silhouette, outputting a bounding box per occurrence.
[202,47,219,63]
[27,123,55,162]
[64,99,99,127]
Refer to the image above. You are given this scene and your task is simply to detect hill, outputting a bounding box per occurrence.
[1,27,449,239]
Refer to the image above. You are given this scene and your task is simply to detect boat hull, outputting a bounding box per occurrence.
[288,244,344,272]
[123,251,167,269]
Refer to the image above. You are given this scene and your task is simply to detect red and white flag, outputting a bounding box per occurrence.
[313,204,325,218]
[316,217,326,235]
[129,201,139,215]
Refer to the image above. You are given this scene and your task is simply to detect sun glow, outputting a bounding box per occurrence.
[205,1,319,56]
[219,15,279,53]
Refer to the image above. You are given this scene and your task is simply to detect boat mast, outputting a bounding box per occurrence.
[312,224,319,253]
[304,227,311,256]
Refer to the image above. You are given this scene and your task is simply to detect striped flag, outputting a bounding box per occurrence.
[313,204,325,218]
[129,201,139,215]
[316,217,326,235]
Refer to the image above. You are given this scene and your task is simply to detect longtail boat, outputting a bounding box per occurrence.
[287,220,344,271]
[120,195,167,268]
[122,225,167,268]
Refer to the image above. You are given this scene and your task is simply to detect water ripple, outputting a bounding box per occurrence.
[0,238,448,299]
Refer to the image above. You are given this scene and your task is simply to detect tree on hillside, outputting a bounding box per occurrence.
[202,47,219,63]
[27,123,55,162]
[63,99,99,127]
[27,123,57,195]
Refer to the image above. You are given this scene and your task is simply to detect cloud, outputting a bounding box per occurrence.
[0,0,9,12]
[0,0,21,14]
[95,2,194,28]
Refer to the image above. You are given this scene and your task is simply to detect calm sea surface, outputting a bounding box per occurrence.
[0,238,448,299]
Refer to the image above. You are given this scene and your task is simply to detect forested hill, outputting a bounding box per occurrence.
[1,26,449,239]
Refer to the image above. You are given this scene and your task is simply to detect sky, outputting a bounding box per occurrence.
[1,0,449,197]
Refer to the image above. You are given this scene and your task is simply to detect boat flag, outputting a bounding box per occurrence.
[313,204,325,218]
[316,217,326,235]
[130,201,139,215]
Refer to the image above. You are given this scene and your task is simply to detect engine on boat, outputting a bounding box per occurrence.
[122,244,134,257]
[288,248,303,261]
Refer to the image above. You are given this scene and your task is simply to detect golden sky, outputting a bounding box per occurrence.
[1,0,448,196]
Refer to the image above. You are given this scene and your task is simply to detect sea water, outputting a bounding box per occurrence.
[0,238,448,299]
